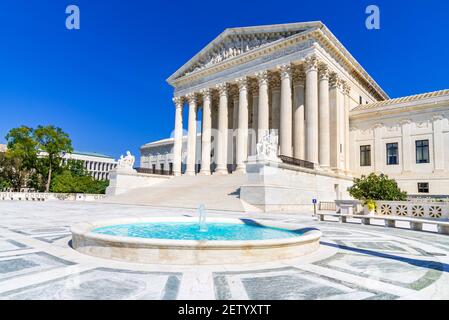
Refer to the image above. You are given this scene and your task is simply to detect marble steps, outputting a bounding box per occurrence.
[103,174,253,212]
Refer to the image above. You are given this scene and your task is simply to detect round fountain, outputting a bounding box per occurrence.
[71,206,321,265]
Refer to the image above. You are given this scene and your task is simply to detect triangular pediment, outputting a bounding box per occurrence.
[167,22,322,83]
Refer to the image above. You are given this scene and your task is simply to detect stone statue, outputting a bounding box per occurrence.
[256,130,280,162]
[116,151,136,172]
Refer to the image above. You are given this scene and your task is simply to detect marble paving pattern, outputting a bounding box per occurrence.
[0,201,449,300]
[1,268,181,300]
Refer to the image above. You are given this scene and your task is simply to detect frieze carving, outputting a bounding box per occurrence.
[184,32,301,77]
[416,120,430,128]
[386,125,400,132]
[174,41,312,92]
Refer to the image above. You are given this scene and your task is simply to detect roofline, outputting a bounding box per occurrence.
[166,21,388,100]
[350,89,449,119]
[140,133,201,150]
[70,151,115,159]
[166,21,323,84]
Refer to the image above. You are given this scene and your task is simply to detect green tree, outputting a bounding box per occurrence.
[5,126,38,170]
[0,152,28,191]
[348,173,407,203]
[33,125,73,192]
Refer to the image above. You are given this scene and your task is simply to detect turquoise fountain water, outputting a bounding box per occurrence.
[92,205,304,241]
[92,222,303,241]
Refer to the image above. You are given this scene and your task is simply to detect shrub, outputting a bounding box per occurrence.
[348,173,407,205]
[50,170,109,194]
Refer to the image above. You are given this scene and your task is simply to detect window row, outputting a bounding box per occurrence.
[360,140,430,167]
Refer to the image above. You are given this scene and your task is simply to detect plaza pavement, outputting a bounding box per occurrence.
[0,200,449,300]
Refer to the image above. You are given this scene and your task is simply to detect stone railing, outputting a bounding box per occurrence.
[0,192,106,202]
[375,201,449,220]
[279,155,315,170]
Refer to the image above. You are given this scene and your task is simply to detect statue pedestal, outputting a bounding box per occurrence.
[105,170,171,196]
[240,158,353,213]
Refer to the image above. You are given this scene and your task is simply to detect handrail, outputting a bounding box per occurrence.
[279,155,315,170]
[134,167,174,176]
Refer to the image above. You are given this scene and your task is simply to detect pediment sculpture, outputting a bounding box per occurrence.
[184,32,299,76]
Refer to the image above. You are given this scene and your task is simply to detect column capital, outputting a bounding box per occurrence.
[432,114,444,121]
[318,64,330,81]
[199,88,212,101]
[216,83,228,97]
[236,77,248,91]
[329,72,343,89]
[305,55,319,72]
[255,70,269,86]
[186,93,197,104]
[172,96,184,108]
[278,64,292,80]
[342,81,351,95]
[292,70,305,87]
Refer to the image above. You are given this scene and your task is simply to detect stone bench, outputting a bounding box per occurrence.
[316,212,449,235]
[335,200,361,215]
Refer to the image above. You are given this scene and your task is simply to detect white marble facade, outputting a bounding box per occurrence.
[160,21,448,197]
[61,151,117,181]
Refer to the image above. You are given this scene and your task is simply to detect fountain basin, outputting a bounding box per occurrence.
[71,217,321,265]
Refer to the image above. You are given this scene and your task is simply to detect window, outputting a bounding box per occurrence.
[416,140,430,164]
[359,96,363,104]
[418,183,429,194]
[160,163,164,172]
[152,164,156,174]
[360,145,371,167]
[169,163,173,175]
[386,143,399,165]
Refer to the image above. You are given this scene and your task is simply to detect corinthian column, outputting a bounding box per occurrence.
[256,71,269,141]
[249,85,259,155]
[215,83,228,175]
[329,73,344,173]
[305,55,319,164]
[172,96,183,176]
[279,64,293,157]
[185,93,197,176]
[293,71,305,159]
[318,64,330,169]
[200,89,212,175]
[343,82,351,174]
[236,78,249,173]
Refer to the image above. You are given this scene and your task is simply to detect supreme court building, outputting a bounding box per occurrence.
[162,22,449,205]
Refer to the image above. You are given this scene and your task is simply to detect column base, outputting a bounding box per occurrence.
[173,171,182,177]
[214,167,228,175]
[234,168,246,174]
[184,171,196,176]
[198,171,211,176]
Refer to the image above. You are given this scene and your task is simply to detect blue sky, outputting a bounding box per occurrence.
[0,0,448,159]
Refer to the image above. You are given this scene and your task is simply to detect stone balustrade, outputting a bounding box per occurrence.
[375,200,449,220]
[0,192,106,202]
